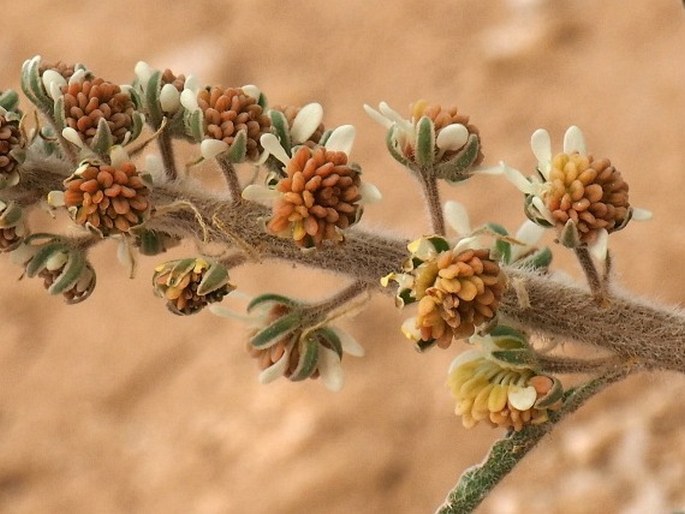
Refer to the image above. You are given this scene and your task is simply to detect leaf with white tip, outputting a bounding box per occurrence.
[289,336,320,381]
[268,109,291,152]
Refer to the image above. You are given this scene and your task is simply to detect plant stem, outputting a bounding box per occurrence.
[216,155,243,203]
[534,354,622,374]
[420,176,446,236]
[574,245,606,302]
[434,366,633,514]
[157,129,178,180]
[309,280,369,318]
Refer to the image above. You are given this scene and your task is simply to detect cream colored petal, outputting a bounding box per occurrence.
[508,385,537,411]
[330,327,365,357]
[317,346,344,392]
[241,84,261,100]
[400,317,421,342]
[563,125,586,155]
[241,184,281,203]
[363,104,394,129]
[47,190,65,208]
[515,219,545,246]
[448,349,484,374]
[41,70,67,101]
[530,128,552,179]
[160,83,181,113]
[145,154,164,179]
[258,350,290,384]
[436,123,469,151]
[201,139,229,160]
[324,124,355,156]
[631,207,653,221]
[61,127,84,148]
[359,182,382,204]
[134,61,152,85]
[502,161,535,194]
[291,102,323,144]
[260,133,290,165]
[180,88,199,111]
[68,68,86,86]
[589,228,609,262]
[110,145,130,169]
[444,200,472,236]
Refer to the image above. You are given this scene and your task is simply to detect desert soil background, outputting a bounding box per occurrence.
[0,1,684,513]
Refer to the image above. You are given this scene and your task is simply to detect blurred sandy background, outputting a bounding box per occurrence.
[0,1,684,513]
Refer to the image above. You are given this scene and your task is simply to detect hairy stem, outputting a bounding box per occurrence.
[157,129,178,181]
[309,280,369,318]
[420,176,446,236]
[216,156,243,203]
[11,161,685,374]
[574,246,605,302]
[534,354,623,375]
[434,366,633,514]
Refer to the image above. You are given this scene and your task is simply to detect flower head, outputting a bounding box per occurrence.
[134,61,186,128]
[0,112,24,189]
[364,100,484,182]
[182,81,272,162]
[213,293,364,391]
[243,125,381,248]
[0,200,26,252]
[448,328,563,431]
[505,126,651,259]
[267,103,326,155]
[153,257,234,315]
[385,235,506,350]
[48,150,152,236]
[11,234,96,304]
[54,73,144,156]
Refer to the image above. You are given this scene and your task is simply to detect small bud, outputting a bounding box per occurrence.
[152,258,234,315]
[14,234,96,304]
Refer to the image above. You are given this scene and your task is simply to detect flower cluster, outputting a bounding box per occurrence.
[211,293,364,391]
[365,100,483,183]
[182,81,271,162]
[49,151,152,236]
[505,126,650,259]
[11,234,96,304]
[243,125,381,248]
[448,327,563,431]
[152,257,234,315]
[384,235,506,350]
[0,111,24,188]
[268,102,326,155]
[0,200,26,252]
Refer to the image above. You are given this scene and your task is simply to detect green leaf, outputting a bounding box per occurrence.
[0,90,19,112]
[49,251,86,295]
[314,327,343,357]
[559,219,580,248]
[514,246,553,270]
[197,261,231,296]
[415,115,435,168]
[225,130,247,163]
[167,258,197,287]
[435,133,481,183]
[22,57,53,114]
[289,336,319,381]
[249,312,301,349]
[52,96,66,131]
[534,377,564,409]
[385,125,411,167]
[269,110,291,153]
[184,108,204,142]
[145,70,163,128]
[490,349,535,367]
[247,293,300,312]
[428,236,450,253]
[91,117,114,156]
[25,242,67,277]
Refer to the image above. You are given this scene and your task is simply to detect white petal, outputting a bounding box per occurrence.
[260,133,290,165]
[61,127,84,148]
[502,162,535,194]
[134,61,152,84]
[359,182,382,204]
[258,350,290,384]
[159,83,181,113]
[290,103,323,144]
[378,101,408,125]
[47,190,65,208]
[508,385,537,410]
[242,84,261,100]
[110,145,130,169]
[324,124,355,156]
[330,327,365,357]
[453,235,485,254]
[201,139,229,159]
[407,238,437,261]
[68,68,86,86]
[241,184,281,203]
[563,125,586,155]
[180,88,199,111]
[116,236,135,276]
[530,129,552,178]
[145,154,164,178]
[448,349,483,374]
[514,219,545,246]
[444,200,471,236]
[45,251,68,271]
[436,123,469,151]
[589,228,609,262]
[400,317,420,342]
[531,196,555,224]
[184,75,199,93]
[363,104,394,129]
[317,346,344,392]
[471,165,504,175]
[41,70,67,101]
[207,304,254,322]
[631,207,652,221]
